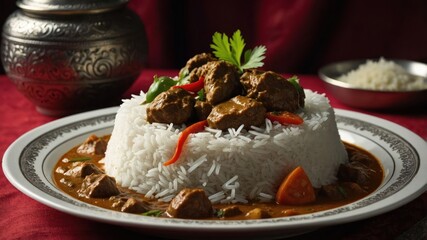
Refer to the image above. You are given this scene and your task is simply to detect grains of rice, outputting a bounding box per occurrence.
[104,90,348,203]
[338,57,426,90]
[208,191,225,202]
[187,155,207,173]
[259,192,274,202]
[207,161,216,177]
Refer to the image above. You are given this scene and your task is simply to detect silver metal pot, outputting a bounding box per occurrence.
[1,0,147,116]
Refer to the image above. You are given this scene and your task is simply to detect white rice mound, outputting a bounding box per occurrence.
[104,90,348,204]
[338,57,426,91]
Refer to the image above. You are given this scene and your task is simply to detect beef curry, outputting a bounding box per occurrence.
[53,134,383,220]
[145,53,305,130]
[54,31,383,220]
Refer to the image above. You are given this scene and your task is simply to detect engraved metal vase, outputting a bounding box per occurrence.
[1,0,147,116]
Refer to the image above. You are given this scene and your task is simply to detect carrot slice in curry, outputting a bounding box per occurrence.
[275,166,316,205]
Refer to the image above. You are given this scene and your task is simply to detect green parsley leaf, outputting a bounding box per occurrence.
[177,75,190,86]
[211,32,237,66]
[242,45,266,69]
[214,209,225,218]
[338,185,348,198]
[288,75,304,95]
[229,30,245,67]
[210,30,266,72]
[197,88,205,101]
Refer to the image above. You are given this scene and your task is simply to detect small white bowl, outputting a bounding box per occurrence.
[318,59,427,110]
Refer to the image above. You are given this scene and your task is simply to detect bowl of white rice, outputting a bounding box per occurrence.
[319,58,427,110]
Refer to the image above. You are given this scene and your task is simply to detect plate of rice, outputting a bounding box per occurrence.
[319,58,427,109]
[3,31,427,238]
[3,92,427,239]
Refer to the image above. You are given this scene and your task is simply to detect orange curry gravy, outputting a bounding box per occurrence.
[53,135,383,220]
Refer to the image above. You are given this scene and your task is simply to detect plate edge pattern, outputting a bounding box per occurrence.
[16,113,420,224]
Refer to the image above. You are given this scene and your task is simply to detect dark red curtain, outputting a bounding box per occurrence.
[2,0,427,74]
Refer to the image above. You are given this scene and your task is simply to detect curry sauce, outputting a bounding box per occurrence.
[53,135,383,220]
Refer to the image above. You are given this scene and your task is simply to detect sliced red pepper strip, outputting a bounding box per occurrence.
[172,76,205,93]
[266,111,304,125]
[163,120,208,166]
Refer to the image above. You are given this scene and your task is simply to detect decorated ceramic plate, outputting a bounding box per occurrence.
[3,107,427,239]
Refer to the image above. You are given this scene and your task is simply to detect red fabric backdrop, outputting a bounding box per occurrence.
[1,1,427,238]
[2,0,427,73]
[126,0,427,73]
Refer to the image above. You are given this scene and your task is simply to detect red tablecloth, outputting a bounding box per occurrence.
[1,70,426,240]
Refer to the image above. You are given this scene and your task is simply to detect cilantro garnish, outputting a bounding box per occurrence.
[288,75,303,93]
[197,88,205,101]
[210,30,266,72]
[214,209,225,218]
[337,185,348,198]
[144,30,267,103]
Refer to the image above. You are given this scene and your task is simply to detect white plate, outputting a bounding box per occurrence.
[3,107,427,239]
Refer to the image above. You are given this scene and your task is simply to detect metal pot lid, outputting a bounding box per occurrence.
[17,0,129,14]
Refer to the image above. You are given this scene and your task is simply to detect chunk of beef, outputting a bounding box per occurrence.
[64,162,102,178]
[76,134,107,156]
[191,61,241,105]
[109,194,128,209]
[207,95,266,130]
[349,150,373,166]
[240,69,304,112]
[78,174,120,198]
[344,182,368,196]
[166,188,213,219]
[245,208,271,219]
[180,53,217,79]
[121,197,150,213]
[321,184,346,200]
[218,205,242,218]
[321,182,367,200]
[194,100,212,120]
[147,88,195,124]
[338,161,376,187]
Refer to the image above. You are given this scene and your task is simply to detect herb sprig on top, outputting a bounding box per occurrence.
[144,30,266,103]
[210,30,266,72]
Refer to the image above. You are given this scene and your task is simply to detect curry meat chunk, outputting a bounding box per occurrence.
[321,182,367,200]
[207,95,266,130]
[194,100,213,120]
[166,188,213,219]
[219,205,242,218]
[64,162,102,178]
[76,134,107,156]
[78,174,120,198]
[196,60,241,105]
[147,88,195,124]
[180,52,217,80]
[121,197,150,213]
[338,150,377,187]
[240,69,304,112]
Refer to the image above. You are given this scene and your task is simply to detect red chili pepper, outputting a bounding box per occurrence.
[172,76,205,93]
[163,120,208,166]
[266,111,304,125]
